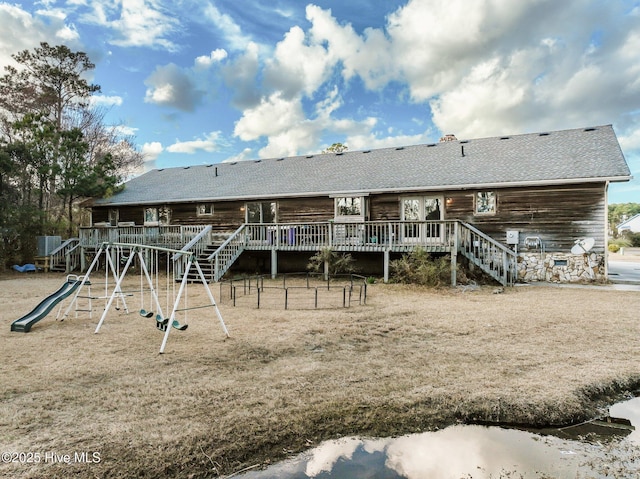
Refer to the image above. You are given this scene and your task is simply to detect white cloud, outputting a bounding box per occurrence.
[222,42,262,109]
[90,94,123,107]
[114,125,138,137]
[264,24,335,98]
[141,141,163,162]
[345,129,431,152]
[234,86,378,159]
[203,3,253,51]
[194,48,228,69]
[144,63,205,111]
[166,131,224,154]
[234,92,305,142]
[223,147,254,163]
[306,5,394,90]
[81,0,179,51]
[0,3,81,69]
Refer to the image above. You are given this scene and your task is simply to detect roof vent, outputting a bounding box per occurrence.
[460,140,469,144]
[539,132,550,136]
[584,127,597,132]
[500,136,510,140]
[335,152,344,156]
[158,169,164,172]
[306,155,314,158]
[277,158,285,161]
[254,160,261,163]
[183,166,190,169]
[363,150,371,154]
[426,143,436,147]
[206,164,213,167]
[230,162,237,165]
[395,146,405,150]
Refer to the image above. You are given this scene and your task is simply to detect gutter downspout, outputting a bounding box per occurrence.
[604,180,610,281]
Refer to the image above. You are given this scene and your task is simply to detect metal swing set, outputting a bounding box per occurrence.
[63,242,229,353]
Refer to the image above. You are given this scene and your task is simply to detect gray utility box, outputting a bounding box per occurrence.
[37,236,61,256]
[505,231,519,245]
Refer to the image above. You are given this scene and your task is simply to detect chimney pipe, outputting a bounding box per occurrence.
[215,167,218,177]
[461,145,465,157]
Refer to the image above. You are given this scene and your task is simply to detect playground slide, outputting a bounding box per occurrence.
[10,278,82,333]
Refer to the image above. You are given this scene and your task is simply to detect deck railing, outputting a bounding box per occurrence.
[242,220,456,252]
[79,225,208,250]
[78,220,515,286]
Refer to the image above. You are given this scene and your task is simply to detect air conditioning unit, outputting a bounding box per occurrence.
[36,236,61,256]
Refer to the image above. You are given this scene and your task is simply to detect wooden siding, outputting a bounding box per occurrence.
[90,182,607,253]
[278,197,334,223]
[444,183,606,252]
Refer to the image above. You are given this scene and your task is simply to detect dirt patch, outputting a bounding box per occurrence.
[1,272,639,478]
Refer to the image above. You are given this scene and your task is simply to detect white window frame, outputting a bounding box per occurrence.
[144,206,171,226]
[245,201,277,223]
[334,196,365,221]
[197,203,214,217]
[474,191,497,216]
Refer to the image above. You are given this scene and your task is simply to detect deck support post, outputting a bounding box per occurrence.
[383,250,389,283]
[451,221,459,286]
[271,249,278,278]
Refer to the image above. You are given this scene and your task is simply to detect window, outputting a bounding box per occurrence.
[144,206,171,225]
[197,204,214,216]
[246,202,277,223]
[475,191,496,215]
[108,209,119,226]
[335,197,364,218]
[144,207,158,225]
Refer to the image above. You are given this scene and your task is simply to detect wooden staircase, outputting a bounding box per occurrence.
[457,221,517,286]
[182,242,222,282]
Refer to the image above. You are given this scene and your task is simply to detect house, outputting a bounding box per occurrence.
[617,214,640,235]
[75,125,630,285]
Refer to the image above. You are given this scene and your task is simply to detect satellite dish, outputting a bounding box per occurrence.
[571,237,595,255]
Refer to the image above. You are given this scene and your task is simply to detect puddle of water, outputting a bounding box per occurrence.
[231,397,640,479]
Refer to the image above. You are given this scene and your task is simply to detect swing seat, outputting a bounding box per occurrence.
[155,315,169,331]
[172,320,188,331]
[140,309,154,318]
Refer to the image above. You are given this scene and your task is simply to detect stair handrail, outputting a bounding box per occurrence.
[206,224,247,282]
[172,225,212,280]
[48,238,80,272]
[457,221,517,286]
[172,225,212,260]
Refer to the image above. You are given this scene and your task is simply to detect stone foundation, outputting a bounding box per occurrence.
[517,252,605,283]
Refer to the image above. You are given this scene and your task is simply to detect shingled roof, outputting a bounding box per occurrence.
[95,125,630,206]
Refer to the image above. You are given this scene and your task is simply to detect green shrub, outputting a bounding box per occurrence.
[307,247,356,276]
[608,237,631,253]
[625,232,640,247]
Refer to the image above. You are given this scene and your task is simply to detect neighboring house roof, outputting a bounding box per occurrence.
[95,125,631,207]
[617,213,640,233]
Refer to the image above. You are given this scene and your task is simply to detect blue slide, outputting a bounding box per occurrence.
[11,277,83,333]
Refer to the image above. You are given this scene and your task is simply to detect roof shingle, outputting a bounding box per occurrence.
[95,125,630,206]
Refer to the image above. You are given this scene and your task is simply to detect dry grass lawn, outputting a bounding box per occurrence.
[0,271,639,478]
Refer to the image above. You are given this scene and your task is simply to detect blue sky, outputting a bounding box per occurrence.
[1,0,640,203]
